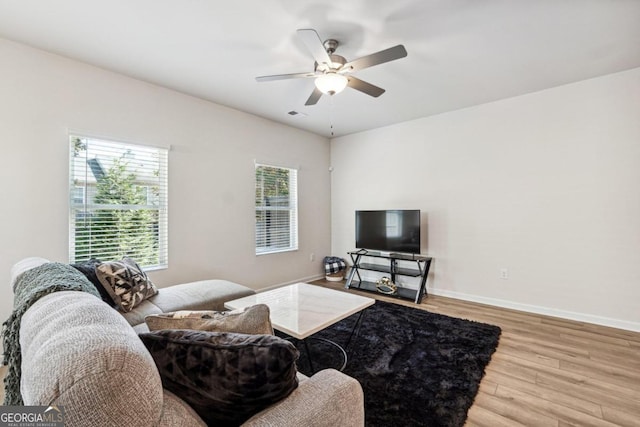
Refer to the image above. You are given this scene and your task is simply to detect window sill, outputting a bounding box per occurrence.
[256,247,298,256]
[143,264,168,272]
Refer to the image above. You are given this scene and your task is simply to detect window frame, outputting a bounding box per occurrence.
[255,163,299,255]
[69,134,169,269]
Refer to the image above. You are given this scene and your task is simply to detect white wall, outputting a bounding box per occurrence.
[331,68,640,331]
[0,38,331,325]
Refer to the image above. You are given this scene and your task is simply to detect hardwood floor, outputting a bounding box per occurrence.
[0,365,5,403]
[311,279,640,427]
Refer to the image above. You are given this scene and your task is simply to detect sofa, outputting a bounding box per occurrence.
[12,261,365,426]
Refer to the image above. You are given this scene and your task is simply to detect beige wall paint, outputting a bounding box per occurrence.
[0,38,331,325]
[331,68,640,331]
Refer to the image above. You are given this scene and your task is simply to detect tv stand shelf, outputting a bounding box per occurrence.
[345,250,433,303]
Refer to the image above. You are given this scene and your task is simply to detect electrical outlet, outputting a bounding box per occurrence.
[500,268,509,280]
[310,253,315,262]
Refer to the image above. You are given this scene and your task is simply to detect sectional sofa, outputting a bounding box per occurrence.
[9,259,365,426]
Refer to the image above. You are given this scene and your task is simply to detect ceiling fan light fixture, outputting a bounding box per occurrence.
[314,73,348,95]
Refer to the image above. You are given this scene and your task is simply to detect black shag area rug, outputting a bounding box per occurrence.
[281,300,501,427]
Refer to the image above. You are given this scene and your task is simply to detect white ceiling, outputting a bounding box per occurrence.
[1,0,639,137]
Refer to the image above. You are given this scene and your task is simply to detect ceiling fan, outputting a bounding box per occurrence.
[256,29,408,106]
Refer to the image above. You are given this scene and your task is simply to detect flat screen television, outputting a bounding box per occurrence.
[355,210,421,254]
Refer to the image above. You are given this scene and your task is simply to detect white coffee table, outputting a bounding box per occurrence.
[225,283,375,372]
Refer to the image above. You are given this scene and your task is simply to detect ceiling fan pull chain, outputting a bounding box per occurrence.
[330,96,335,137]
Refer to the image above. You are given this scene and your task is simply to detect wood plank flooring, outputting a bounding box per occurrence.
[311,279,640,427]
[0,365,5,403]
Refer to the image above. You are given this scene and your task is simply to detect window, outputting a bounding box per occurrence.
[69,135,168,269]
[255,163,298,255]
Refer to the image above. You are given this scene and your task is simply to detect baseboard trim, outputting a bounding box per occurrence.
[431,288,640,333]
[259,274,326,292]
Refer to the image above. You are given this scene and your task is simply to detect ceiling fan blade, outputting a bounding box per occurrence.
[347,77,385,97]
[256,72,316,82]
[342,45,407,72]
[297,29,332,67]
[305,87,323,106]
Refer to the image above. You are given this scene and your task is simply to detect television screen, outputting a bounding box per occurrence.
[355,210,421,254]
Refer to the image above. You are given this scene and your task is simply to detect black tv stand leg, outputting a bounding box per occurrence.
[345,252,363,290]
[415,258,432,303]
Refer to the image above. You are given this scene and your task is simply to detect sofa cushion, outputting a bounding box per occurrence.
[145,304,273,335]
[147,279,255,313]
[122,300,163,327]
[96,257,158,312]
[140,329,299,427]
[70,258,117,307]
[159,389,206,427]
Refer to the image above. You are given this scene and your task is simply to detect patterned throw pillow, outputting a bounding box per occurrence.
[145,304,273,335]
[139,329,299,426]
[96,257,158,312]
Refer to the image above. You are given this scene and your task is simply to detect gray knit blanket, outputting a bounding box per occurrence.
[2,262,100,405]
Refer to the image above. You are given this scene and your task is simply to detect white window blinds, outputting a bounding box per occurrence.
[69,135,168,268]
[255,163,298,255]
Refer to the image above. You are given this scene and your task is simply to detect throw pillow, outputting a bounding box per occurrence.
[95,257,158,312]
[145,304,273,335]
[70,258,117,307]
[139,329,299,426]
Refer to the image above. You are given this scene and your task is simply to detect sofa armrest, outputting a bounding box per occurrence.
[241,369,364,427]
[20,292,164,426]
